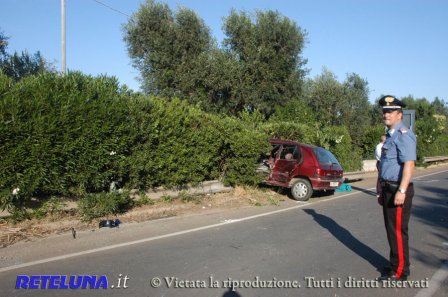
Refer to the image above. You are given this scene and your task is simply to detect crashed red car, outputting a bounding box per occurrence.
[258,139,344,201]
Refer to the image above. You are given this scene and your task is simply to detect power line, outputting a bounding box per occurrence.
[92,0,130,18]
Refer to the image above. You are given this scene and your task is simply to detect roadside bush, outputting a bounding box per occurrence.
[261,121,318,144]
[31,197,66,219]
[360,124,386,159]
[429,134,448,156]
[218,116,270,186]
[269,99,316,125]
[0,69,375,217]
[219,111,270,185]
[415,116,448,161]
[1,72,274,214]
[417,133,448,163]
[320,126,363,172]
[78,191,133,221]
[0,72,136,210]
[127,97,223,189]
[0,72,12,93]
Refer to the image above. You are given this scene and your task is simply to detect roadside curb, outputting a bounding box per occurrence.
[142,180,233,200]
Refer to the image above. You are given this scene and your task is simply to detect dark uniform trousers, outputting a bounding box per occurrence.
[381,181,414,278]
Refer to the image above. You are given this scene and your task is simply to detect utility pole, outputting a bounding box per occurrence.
[61,0,66,75]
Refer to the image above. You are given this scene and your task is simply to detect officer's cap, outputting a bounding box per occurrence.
[379,95,406,111]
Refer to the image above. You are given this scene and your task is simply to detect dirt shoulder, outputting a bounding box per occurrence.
[0,186,287,248]
[0,164,448,260]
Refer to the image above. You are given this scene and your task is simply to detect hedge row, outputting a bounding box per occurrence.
[1,72,135,209]
[0,72,273,211]
[0,71,380,213]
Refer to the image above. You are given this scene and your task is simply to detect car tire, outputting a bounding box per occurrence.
[290,178,312,201]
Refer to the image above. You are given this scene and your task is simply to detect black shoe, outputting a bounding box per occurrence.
[377,274,390,281]
[382,266,392,273]
[377,273,408,281]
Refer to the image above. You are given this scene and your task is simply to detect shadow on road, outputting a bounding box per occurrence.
[413,178,448,230]
[222,287,242,297]
[410,178,448,267]
[303,209,388,273]
[349,186,377,197]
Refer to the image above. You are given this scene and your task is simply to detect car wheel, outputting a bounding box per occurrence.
[290,178,312,201]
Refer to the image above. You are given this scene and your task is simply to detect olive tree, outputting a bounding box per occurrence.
[124,0,213,97]
[222,9,308,116]
[0,28,51,81]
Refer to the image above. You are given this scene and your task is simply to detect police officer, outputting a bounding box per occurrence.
[377,95,416,281]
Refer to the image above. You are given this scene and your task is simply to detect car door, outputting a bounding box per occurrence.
[270,144,299,184]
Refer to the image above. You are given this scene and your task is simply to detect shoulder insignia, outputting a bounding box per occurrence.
[399,128,408,133]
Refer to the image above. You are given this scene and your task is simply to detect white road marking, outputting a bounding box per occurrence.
[0,191,358,273]
[220,219,241,223]
[1,169,447,274]
[413,170,448,297]
[414,260,448,297]
[414,169,448,180]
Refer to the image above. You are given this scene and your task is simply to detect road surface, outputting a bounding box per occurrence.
[1,166,447,297]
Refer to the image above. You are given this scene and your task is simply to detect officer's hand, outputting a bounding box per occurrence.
[394,192,405,206]
[377,194,383,206]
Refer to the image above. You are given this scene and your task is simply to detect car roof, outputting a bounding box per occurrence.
[269,138,317,149]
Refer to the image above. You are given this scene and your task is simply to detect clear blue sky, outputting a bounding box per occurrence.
[1,0,447,103]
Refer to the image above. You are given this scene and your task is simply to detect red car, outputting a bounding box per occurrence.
[259,139,344,201]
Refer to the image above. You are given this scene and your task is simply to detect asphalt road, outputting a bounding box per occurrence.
[1,167,447,297]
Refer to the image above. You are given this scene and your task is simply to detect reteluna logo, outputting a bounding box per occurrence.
[15,275,108,289]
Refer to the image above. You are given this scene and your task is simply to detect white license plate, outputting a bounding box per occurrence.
[330,182,339,187]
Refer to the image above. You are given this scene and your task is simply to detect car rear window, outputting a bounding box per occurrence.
[313,147,340,165]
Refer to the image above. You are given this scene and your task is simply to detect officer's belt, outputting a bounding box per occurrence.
[381,180,399,185]
[380,180,413,191]
[380,180,414,185]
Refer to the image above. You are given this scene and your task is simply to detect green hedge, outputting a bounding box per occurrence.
[126,98,270,188]
[0,72,270,211]
[126,97,223,189]
[0,72,138,210]
[320,126,363,172]
[360,124,386,159]
[262,121,318,144]
[415,116,448,161]
[78,191,134,221]
[9,71,445,215]
[219,112,270,185]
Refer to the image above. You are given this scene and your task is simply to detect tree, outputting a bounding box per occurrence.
[124,0,213,97]
[0,30,8,57]
[402,96,433,120]
[222,9,308,116]
[190,49,242,113]
[124,3,307,116]
[369,98,383,126]
[341,73,371,147]
[1,51,48,82]
[0,28,51,81]
[431,97,448,116]
[269,98,316,125]
[306,68,344,126]
[305,69,372,149]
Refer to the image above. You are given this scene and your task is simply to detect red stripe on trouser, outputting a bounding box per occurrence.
[395,207,404,278]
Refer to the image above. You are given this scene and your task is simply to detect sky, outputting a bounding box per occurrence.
[1,0,447,103]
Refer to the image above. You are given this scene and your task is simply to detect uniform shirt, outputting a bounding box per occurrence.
[379,122,416,182]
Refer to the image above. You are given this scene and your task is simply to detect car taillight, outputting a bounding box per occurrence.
[315,168,324,176]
